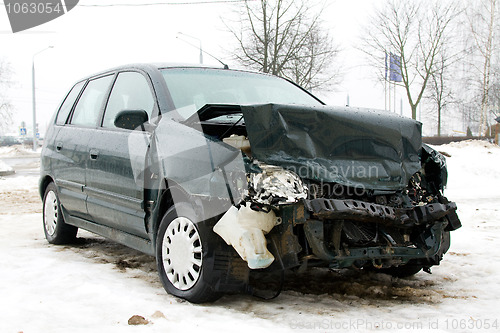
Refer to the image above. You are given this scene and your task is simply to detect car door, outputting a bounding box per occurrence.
[51,75,114,220]
[85,71,156,238]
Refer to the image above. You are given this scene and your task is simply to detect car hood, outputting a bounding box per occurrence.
[241,104,422,191]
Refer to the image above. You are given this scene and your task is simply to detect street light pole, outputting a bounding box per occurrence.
[177,32,203,64]
[199,40,203,65]
[32,46,53,151]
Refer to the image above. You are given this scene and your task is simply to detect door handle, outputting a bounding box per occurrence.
[89,149,99,160]
[55,142,63,151]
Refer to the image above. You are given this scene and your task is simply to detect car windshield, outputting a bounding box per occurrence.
[160,67,322,119]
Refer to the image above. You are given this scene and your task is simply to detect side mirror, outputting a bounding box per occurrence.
[114,110,149,130]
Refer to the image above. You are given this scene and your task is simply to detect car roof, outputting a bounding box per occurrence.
[79,63,274,83]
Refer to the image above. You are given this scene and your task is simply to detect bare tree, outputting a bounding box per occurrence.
[361,0,460,120]
[0,60,14,135]
[490,62,500,112]
[466,0,498,136]
[487,59,500,129]
[226,0,341,91]
[426,55,454,136]
[424,21,467,137]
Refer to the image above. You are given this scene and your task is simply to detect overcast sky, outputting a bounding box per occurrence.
[1,0,423,137]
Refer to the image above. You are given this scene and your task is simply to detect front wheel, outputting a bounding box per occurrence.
[156,202,221,303]
[43,182,78,244]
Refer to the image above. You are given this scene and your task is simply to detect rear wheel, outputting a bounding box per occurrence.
[156,202,221,303]
[43,182,78,244]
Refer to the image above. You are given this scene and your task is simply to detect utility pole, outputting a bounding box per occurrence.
[32,46,53,151]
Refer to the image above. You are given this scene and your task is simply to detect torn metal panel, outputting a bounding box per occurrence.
[241,104,422,191]
[421,144,448,191]
[152,116,248,221]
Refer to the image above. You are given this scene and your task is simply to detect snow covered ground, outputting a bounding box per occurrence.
[0,160,14,176]
[1,140,499,332]
[0,145,42,157]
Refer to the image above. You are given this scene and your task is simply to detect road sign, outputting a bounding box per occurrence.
[20,127,26,136]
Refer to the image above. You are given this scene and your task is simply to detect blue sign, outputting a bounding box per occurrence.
[385,52,403,82]
[20,127,26,136]
[36,132,40,139]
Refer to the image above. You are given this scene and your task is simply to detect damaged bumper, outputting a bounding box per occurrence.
[298,196,459,268]
[302,218,449,269]
[213,196,460,271]
[304,198,460,229]
[213,165,461,271]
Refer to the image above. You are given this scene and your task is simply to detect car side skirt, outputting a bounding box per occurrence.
[62,206,155,256]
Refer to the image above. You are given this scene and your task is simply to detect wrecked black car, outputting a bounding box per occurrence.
[40,64,461,303]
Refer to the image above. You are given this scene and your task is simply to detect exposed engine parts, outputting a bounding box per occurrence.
[247,162,308,206]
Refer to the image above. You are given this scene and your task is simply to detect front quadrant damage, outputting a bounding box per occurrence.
[178,103,461,277]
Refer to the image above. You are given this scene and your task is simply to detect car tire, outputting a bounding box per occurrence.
[156,202,222,303]
[43,182,78,244]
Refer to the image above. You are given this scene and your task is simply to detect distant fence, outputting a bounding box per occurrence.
[422,136,493,146]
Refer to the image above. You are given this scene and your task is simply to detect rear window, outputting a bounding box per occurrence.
[56,81,85,125]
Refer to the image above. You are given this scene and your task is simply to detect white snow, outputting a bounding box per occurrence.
[1,140,500,332]
[0,160,13,174]
[0,145,42,157]
[0,174,39,192]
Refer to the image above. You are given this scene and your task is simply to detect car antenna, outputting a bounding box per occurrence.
[176,35,229,69]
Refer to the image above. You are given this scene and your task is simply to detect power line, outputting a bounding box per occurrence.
[79,0,250,6]
[0,0,252,6]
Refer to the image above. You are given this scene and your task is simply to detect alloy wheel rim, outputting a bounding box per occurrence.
[162,216,202,290]
[44,191,58,236]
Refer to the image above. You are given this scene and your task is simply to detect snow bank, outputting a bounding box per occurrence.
[0,160,14,176]
[0,174,38,192]
[0,175,40,215]
[435,140,500,201]
[0,145,42,157]
[441,139,500,150]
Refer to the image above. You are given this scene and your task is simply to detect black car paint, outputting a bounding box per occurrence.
[40,64,461,298]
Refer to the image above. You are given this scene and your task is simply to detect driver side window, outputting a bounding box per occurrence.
[102,71,155,129]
